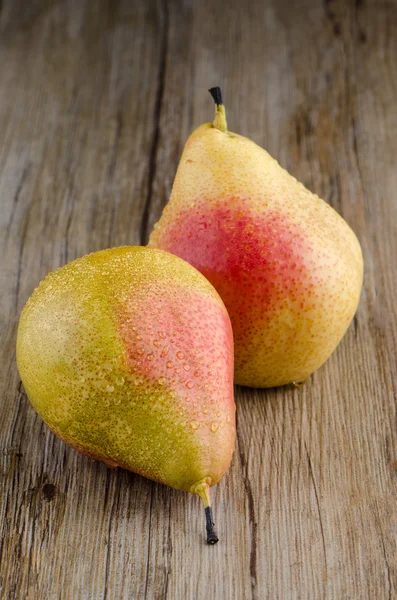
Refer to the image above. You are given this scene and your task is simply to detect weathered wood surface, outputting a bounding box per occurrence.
[1,0,396,598]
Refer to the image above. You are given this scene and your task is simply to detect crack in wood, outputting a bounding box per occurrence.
[323,0,341,37]
[351,115,365,191]
[14,193,33,309]
[140,0,169,246]
[353,314,359,339]
[106,110,123,248]
[103,473,121,600]
[4,164,31,244]
[373,501,392,600]
[236,416,258,600]
[64,188,74,265]
[305,443,328,592]
[63,127,89,263]
[143,483,154,600]
[162,495,173,600]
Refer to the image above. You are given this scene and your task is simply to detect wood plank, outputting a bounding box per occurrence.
[0,1,166,599]
[0,0,396,598]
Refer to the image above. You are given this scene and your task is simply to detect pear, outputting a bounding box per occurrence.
[149,88,363,387]
[17,246,235,543]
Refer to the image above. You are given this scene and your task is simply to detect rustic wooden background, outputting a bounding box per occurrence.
[1,0,396,598]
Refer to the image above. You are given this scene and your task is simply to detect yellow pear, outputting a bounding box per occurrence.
[149,88,363,387]
[17,247,235,543]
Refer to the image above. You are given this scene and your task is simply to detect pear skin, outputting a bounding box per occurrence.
[17,246,235,543]
[149,88,363,387]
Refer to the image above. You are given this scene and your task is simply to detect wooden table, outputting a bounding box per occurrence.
[1,1,396,598]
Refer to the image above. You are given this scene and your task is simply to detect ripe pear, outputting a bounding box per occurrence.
[149,88,363,387]
[17,246,235,543]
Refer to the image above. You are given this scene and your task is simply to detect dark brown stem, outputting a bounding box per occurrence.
[205,506,219,544]
[208,87,223,106]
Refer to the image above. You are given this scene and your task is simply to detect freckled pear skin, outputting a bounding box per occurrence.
[149,88,364,388]
[16,246,235,543]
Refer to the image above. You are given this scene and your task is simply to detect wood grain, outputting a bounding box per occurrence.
[1,0,396,598]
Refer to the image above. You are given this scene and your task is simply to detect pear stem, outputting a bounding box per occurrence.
[193,480,219,544]
[205,507,219,545]
[209,87,228,133]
